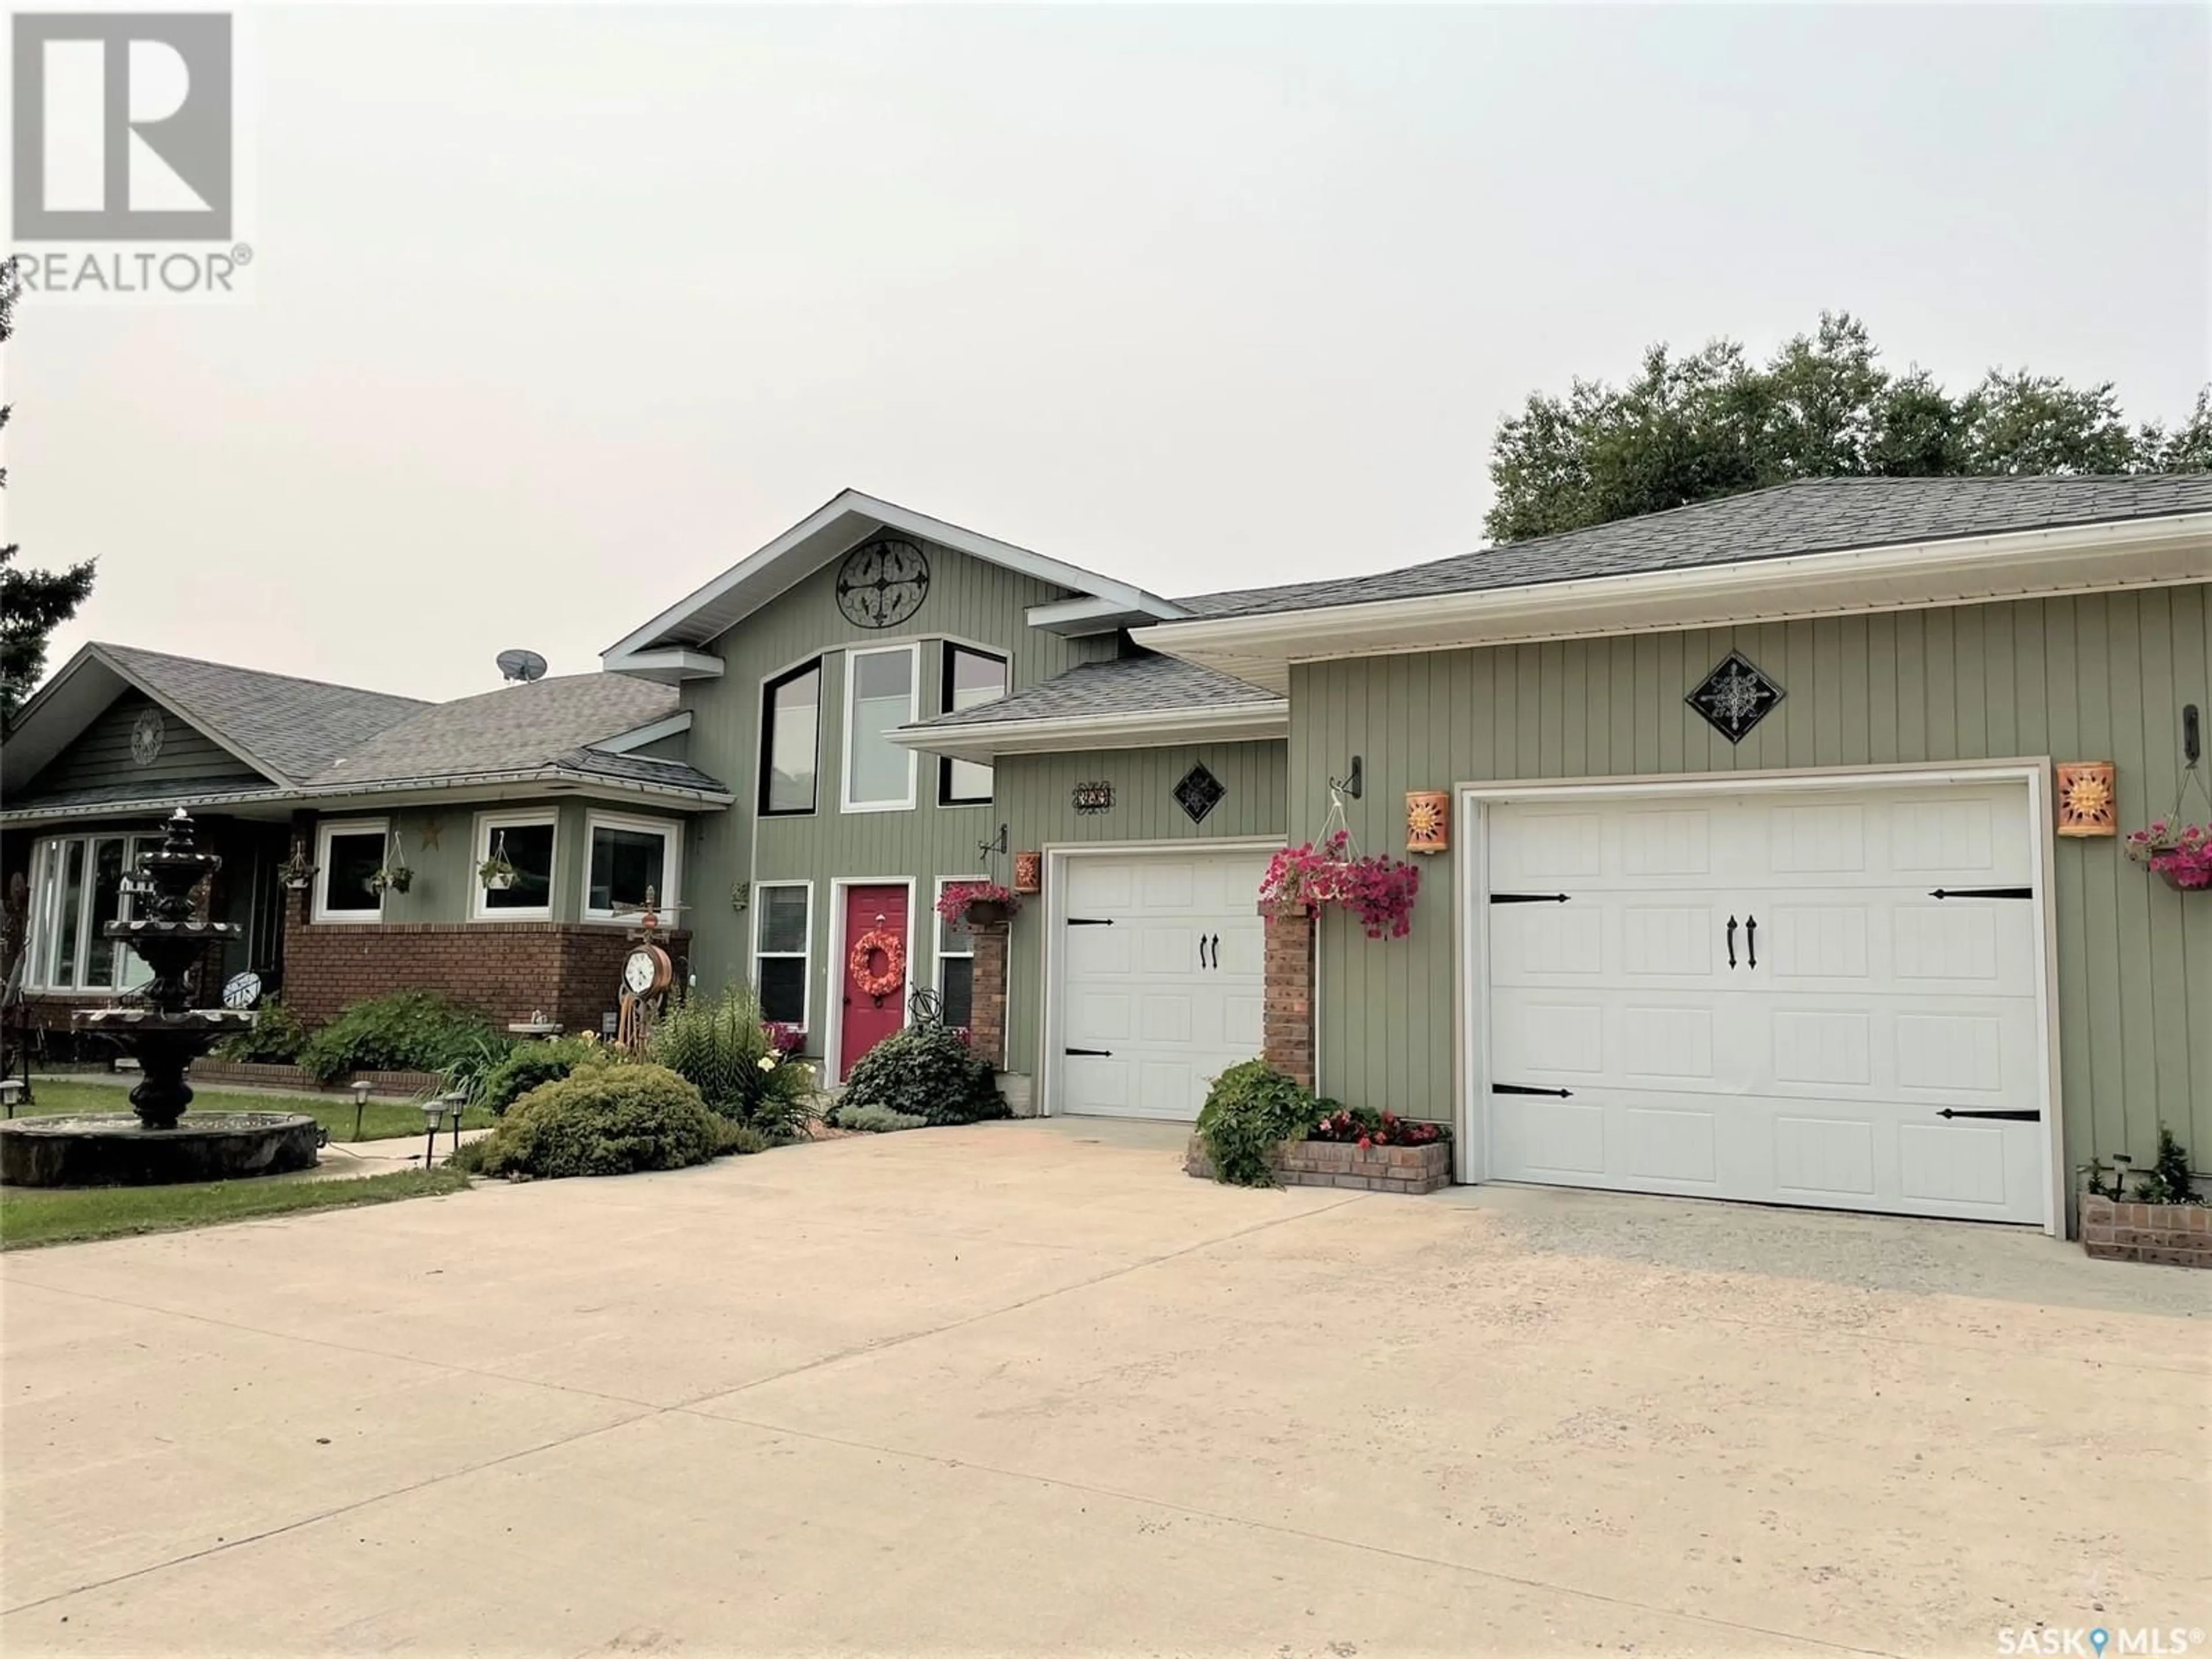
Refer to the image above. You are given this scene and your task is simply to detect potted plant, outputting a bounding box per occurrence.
[934,880,1021,931]
[2124,819,2212,892]
[1257,831,1421,938]
[278,845,316,891]
[478,851,517,892]
[368,861,414,895]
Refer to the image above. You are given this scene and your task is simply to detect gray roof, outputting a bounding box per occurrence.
[1173,474,2212,620]
[98,643,429,782]
[916,652,1280,730]
[308,673,684,787]
[548,747,729,796]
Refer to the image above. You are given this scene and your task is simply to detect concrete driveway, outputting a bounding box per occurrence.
[3,1121,2206,1658]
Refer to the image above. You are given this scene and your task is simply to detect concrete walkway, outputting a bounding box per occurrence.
[2,1120,2206,1657]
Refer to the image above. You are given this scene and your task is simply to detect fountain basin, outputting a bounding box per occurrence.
[0,1112,320,1188]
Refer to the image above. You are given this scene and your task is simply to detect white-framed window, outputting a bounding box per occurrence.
[471,809,556,921]
[313,819,388,924]
[22,831,161,993]
[938,645,1007,806]
[840,642,919,813]
[752,881,812,1034]
[759,657,822,816]
[932,876,984,1032]
[583,812,680,922]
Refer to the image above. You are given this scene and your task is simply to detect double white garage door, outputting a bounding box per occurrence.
[1484,779,2050,1226]
[1056,850,1271,1121]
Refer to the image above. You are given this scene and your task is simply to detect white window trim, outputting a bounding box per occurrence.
[839,642,921,814]
[939,643,1008,807]
[312,818,389,925]
[932,875,986,1029]
[581,810,682,923]
[22,830,162,994]
[750,880,813,1036]
[470,809,558,922]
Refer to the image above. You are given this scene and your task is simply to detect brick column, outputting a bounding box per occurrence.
[968,921,1010,1069]
[1261,902,1316,1090]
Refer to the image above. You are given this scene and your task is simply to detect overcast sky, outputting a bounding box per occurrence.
[9,3,2208,703]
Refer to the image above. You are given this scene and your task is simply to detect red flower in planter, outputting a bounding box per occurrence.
[1357,1134,1373,1151]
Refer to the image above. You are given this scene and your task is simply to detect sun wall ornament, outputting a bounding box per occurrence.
[1687,651,1785,744]
[1406,790,1450,855]
[2055,763,2118,837]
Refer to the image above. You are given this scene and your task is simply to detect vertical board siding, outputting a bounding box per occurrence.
[996,740,1288,1082]
[675,540,1121,1053]
[1291,586,2212,1171]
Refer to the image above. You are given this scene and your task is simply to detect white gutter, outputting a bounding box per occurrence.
[889,699,1289,763]
[0,766,735,826]
[1145,513,2212,691]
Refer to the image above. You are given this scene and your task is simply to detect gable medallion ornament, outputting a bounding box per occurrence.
[130,706,165,766]
[835,535,931,630]
[1173,762,1226,824]
[1686,651,1785,744]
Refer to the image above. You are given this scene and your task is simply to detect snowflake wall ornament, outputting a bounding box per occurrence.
[1686,652,1785,744]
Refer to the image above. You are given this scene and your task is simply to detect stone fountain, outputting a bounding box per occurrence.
[0,809,319,1187]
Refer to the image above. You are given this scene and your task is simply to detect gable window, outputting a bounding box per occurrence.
[938,646,1007,806]
[842,643,919,812]
[585,813,680,921]
[752,882,812,1032]
[932,877,982,1031]
[314,820,387,923]
[760,659,821,816]
[24,832,160,992]
[472,810,556,921]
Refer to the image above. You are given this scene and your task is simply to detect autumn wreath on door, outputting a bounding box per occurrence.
[847,929,906,1003]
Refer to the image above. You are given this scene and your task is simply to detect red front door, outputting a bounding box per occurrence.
[839,884,910,1076]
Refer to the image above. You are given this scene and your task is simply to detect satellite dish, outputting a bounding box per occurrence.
[495,649,549,684]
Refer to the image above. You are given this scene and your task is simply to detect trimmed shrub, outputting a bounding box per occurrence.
[832,1102,927,1133]
[649,983,819,1141]
[838,1023,1007,1126]
[478,1034,609,1116]
[298,991,506,1086]
[462,1063,719,1179]
[712,1119,772,1157]
[1196,1060,1316,1187]
[213,997,308,1063]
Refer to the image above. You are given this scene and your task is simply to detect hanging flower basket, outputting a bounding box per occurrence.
[2124,821,2212,892]
[279,852,316,891]
[478,856,517,891]
[368,864,413,895]
[1258,831,1420,938]
[934,880,1022,931]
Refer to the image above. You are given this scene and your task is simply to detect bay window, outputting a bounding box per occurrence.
[24,832,160,993]
[314,820,387,922]
[472,810,556,921]
[585,813,680,921]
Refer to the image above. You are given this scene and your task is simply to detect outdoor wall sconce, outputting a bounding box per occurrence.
[2056,762,2118,837]
[1329,755,1363,801]
[1014,851,1043,894]
[1406,790,1450,854]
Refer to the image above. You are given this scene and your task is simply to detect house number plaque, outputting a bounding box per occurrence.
[1072,781,1114,815]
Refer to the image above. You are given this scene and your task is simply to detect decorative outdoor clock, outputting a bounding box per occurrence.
[623,944,673,997]
[130,706,165,767]
[835,536,930,629]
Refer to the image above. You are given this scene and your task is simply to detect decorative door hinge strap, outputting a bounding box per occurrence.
[1066,917,1114,926]
[1929,887,2033,900]
[1064,1047,1112,1057]
[1490,893,1571,904]
[1938,1108,2041,1121]
[1492,1082,1573,1097]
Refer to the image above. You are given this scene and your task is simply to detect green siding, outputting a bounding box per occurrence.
[1290,586,2212,1175]
[676,541,1111,1051]
[18,691,264,799]
[995,740,1289,1082]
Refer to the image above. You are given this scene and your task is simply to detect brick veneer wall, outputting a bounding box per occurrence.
[1261,903,1316,1090]
[969,922,1009,1069]
[2079,1194,2211,1268]
[282,890,689,1035]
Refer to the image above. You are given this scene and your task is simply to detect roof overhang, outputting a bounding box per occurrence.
[602,490,1188,678]
[590,709,694,754]
[0,645,282,797]
[889,700,1289,765]
[1142,513,2212,692]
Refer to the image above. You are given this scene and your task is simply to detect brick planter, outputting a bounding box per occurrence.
[1185,1133,1451,1195]
[2080,1194,2212,1268]
[187,1060,446,1098]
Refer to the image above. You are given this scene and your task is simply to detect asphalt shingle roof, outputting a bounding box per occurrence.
[99,643,429,783]
[309,674,683,786]
[548,747,730,795]
[915,653,1280,730]
[1172,475,2212,620]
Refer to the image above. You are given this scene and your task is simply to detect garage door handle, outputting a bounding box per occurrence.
[1744,914,1756,969]
[1725,915,1737,969]
[1065,1047,1112,1058]
[1493,1082,1573,1098]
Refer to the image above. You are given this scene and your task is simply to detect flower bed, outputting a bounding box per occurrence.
[1183,1132,1451,1194]
[187,1059,446,1097]
[2079,1195,2211,1268]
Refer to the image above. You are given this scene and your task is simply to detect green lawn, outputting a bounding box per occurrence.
[7,1080,498,1142]
[0,1166,472,1251]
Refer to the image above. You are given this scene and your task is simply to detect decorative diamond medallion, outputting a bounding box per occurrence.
[1686,651,1784,744]
[1172,762,1226,824]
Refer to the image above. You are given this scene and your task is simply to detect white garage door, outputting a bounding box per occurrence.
[1056,850,1272,1120]
[1483,781,2048,1225]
